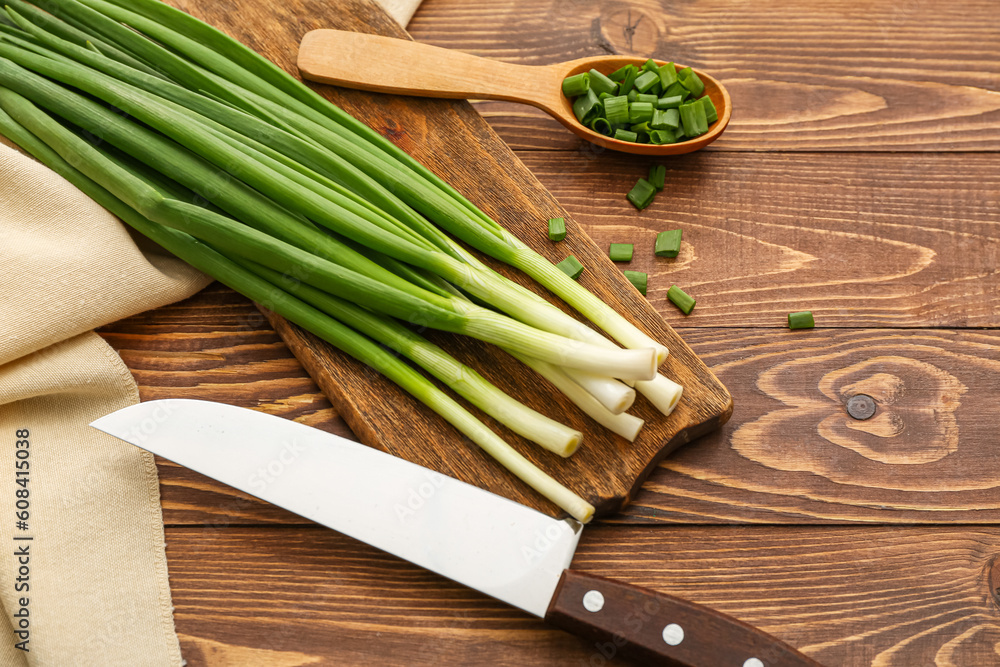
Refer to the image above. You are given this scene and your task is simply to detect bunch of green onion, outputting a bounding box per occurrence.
[562,59,717,145]
[0,0,685,523]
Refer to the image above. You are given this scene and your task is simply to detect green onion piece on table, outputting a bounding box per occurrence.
[627,178,657,210]
[548,216,566,242]
[556,255,585,280]
[614,128,638,142]
[667,285,696,315]
[648,164,666,191]
[623,270,647,296]
[634,69,659,93]
[788,311,815,329]
[587,68,618,96]
[658,62,677,88]
[609,243,633,262]
[655,229,682,256]
[677,67,705,97]
[561,72,590,97]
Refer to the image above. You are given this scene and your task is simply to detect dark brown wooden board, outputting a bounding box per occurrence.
[160,0,731,519]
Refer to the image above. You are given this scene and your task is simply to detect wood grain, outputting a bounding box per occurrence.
[164,524,1000,666]
[409,0,1000,152]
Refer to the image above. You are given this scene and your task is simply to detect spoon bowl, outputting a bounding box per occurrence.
[299,30,731,156]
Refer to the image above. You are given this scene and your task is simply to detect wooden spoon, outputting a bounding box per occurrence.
[298,30,731,156]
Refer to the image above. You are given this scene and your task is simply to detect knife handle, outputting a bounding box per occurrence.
[544,570,823,667]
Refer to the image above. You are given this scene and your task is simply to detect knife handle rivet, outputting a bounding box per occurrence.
[582,590,605,612]
[744,659,764,667]
[661,623,684,646]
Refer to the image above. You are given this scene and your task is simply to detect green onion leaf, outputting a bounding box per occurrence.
[556,255,585,280]
[609,243,633,262]
[548,216,566,242]
[677,67,705,97]
[587,68,618,96]
[572,87,601,123]
[561,72,590,97]
[658,62,677,89]
[603,95,629,125]
[699,94,718,123]
[626,178,657,210]
[634,69,659,93]
[648,165,666,191]
[628,101,654,124]
[667,285,696,314]
[623,270,647,295]
[788,311,815,329]
[613,128,638,142]
[679,100,708,137]
[655,229,682,256]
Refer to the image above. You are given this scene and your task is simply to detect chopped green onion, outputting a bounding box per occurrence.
[648,164,666,191]
[587,68,618,96]
[548,216,566,242]
[658,62,677,88]
[651,108,678,130]
[642,58,659,73]
[663,81,689,99]
[656,95,684,109]
[628,101,654,124]
[626,88,638,103]
[667,285,696,315]
[629,121,651,134]
[634,69,659,93]
[589,116,613,136]
[677,67,705,97]
[609,243,633,262]
[598,92,613,101]
[674,123,687,139]
[699,95,718,123]
[572,88,601,123]
[614,128,638,142]
[649,129,676,144]
[788,311,815,329]
[627,178,657,210]
[636,93,658,105]
[655,229,682,256]
[609,64,632,82]
[556,255,585,280]
[603,95,629,125]
[623,270,647,295]
[620,65,639,97]
[679,100,708,137]
[561,72,590,97]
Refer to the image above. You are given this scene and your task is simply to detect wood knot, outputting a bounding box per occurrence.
[378,121,408,145]
[593,7,660,55]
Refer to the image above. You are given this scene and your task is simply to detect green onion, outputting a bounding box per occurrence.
[548,216,566,242]
[609,64,632,82]
[658,62,677,88]
[603,95,629,125]
[587,68,618,96]
[609,243,633,262]
[634,69,659,93]
[677,67,705,97]
[651,109,675,130]
[649,129,675,145]
[561,72,590,97]
[655,229,682,256]
[589,116,613,136]
[699,95,719,123]
[667,285,696,315]
[572,88,601,123]
[636,93,658,105]
[788,311,815,329]
[641,59,658,73]
[655,95,684,110]
[663,81,689,100]
[619,65,639,97]
[679,100,709,137]
[556,255,585,280]
[614,128,638,142]
[628,101,654,124]
[648,165,666,191]
[627,178,657,210]
[629,121,651,134]
[623,270,647,295]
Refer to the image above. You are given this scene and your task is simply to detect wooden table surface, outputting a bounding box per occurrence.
[97,0,1000,664]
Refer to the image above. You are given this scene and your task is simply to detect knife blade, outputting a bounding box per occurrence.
[92,399,821,666]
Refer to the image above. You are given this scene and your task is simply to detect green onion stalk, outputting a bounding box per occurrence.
[0,89,595,523]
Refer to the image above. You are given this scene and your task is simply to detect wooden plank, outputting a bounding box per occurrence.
[521,151,1000,329]
[165,524,1000,666]
[156,0,731,521]
[102,304,1000,526]
[408,0,1000,152]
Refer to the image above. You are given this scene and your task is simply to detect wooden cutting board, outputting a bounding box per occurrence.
[179,0,732,519]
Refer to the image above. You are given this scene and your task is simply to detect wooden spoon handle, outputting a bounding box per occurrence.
[545,570,823,667]
[298,30,563,111]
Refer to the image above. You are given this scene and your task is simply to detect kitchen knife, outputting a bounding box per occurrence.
[92,399,821,667]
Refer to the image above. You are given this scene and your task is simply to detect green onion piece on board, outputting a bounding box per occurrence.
[548,217,566,242]
[590,117,613,136]
[634,70,659,93]
[603,95,629,125]
[561,72,590,97]
[620,65,639,96]
[623,270,647,296]
[556,255,585,280]
[658,62,677,88]
[627,178,657,210]
[636,93,658,105]
[609,243,633,262]
[649,129,675,144]
[656,95,684,110]
[587,68,618,96]
[629,101,654,124]
[788,311,815,329]
[677,67,705,97]
[655,229,682,256]
[667,285,696,314]
[663,81,689,100]
[572,88,601,123]
[679,101,708,137]
[609,65,632,82]
[614,128,638,142]
[648,165,666,191]
[699,95,718,123]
